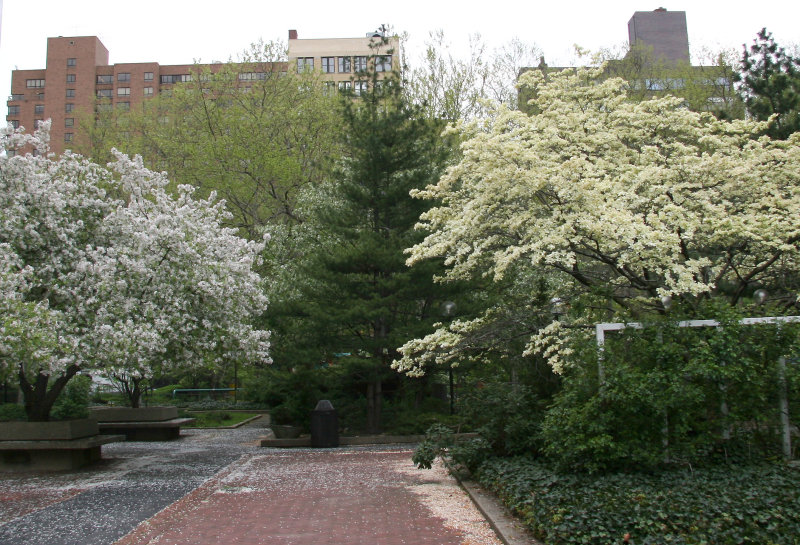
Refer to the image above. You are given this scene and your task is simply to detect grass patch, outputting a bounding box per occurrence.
[474,456,800,544]
[183,410,261,428]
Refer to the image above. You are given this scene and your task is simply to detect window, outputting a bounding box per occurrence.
[9,120,19,129]
[354,81,368,96]
[144,72,154,81]
[117,87,131,96]
[321,57,335,73]
[34,105,44,115]
[6,149,15,157]
[117,102,130,110]
[338,56,351,73]
[34,119,43,129]
[10,94,24,101]
[118,73,131,82]
[160,74,192,84]
[67,58,76,67]
[26,79,45,88]
[65,118,74,128]
[338,81,352,92]
[65,103,74,113]
[143,87,154,97]
[96,103,112,112]
[238,72,266,81]
[66,74,76,83]
[354,56,367,72]
[375,55,392,72]
[8,105,19,116]
[297,57,314,72]
[97,75,113,84]
[97,89,112,98]
[324,81,337,96]
[64,132,73,142]
[66,89,75,98]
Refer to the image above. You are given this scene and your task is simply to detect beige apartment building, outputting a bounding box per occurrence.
[6,29,398,156]
[287,28,400,95]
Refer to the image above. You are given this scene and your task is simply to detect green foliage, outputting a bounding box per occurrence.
[412,423,493,472]
[736,28,800,139]
[50,375,91,421]
[280,52,456,433]
[243,366,324,429]
[0,403,26,421]
[182,410,260,428]
[540,307,800,473]
[457,383,546,458]
[476,456,800,545]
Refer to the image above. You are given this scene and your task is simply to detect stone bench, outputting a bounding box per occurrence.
[90,407,195,441]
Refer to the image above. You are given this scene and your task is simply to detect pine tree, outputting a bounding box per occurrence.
[736,28,800,139]
[301,62,453,433]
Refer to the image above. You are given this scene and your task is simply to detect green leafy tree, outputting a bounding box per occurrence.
[76,40,341,241]
[298,62,453,433]
[736,28,800,139]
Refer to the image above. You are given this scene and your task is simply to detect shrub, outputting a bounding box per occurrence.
[0,403,26,421]
[475,456,800,545]
[50,375,92,420]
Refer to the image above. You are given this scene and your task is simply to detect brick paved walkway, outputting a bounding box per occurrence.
[1,425,501,545]
[115,449,487,545]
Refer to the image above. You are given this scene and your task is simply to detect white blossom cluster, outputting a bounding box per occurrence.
[1,123,270,387]
[400,67,800,373]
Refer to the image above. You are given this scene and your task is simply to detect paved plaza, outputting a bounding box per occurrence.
[0,419,510,545]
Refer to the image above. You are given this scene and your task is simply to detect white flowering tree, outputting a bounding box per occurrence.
[1,123,270,420]
[396,67,800,376]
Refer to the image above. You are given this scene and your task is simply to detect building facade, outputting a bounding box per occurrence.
[627,8,690,64]
[6,29,398,156]
[287,28,400,96]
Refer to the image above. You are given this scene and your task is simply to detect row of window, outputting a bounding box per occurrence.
[8,104,45,116]
[97,72,155,85]
[96,87,154,98]
[301,55,391,74]
[324,80,371,95]
[7,115,74,129]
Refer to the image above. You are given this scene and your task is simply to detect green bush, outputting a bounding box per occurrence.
[243,367,325,429]
[50,375,91,420]
[0,403,26,421]
[457,383,544,458]
[475,456,800,545]
[539,309,799,473]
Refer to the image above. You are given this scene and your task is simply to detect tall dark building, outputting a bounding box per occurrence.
[628,8,690,63]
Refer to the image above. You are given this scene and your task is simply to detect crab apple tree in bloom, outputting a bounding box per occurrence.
[396,67,800,376]
[0,122,270,420]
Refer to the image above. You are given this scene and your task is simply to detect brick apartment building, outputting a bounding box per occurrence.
[6,29,398,155]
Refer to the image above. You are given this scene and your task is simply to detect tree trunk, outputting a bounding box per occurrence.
[19,364,81,422]
[366,378,383,434]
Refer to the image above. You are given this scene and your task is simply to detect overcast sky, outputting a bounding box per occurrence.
[1,0,798,103]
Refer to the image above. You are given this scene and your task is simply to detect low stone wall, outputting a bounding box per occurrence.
[89,406,178,422]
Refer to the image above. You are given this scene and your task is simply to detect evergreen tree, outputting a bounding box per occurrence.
[301,63,453,433]
[736,28,800,139]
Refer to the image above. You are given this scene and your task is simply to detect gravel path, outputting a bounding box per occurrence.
[0,421,501,545]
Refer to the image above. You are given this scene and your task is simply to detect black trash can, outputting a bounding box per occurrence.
[310,400,339,448]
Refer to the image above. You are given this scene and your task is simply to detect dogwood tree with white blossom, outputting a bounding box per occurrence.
[1,123,270,419]
[396,67,800,376]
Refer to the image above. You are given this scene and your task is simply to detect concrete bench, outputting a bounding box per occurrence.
[90,407,195,441]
